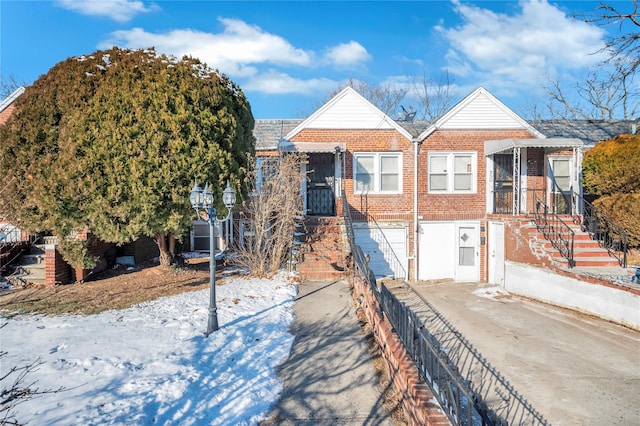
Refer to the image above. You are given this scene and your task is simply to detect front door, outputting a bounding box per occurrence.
[493,154,513,214]
[307,153,335,216]
[549,157,572,214]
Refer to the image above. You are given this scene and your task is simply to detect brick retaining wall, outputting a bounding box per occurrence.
[351,274,450,425]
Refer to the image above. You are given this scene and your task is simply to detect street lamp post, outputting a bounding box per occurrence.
[190,179,236,336]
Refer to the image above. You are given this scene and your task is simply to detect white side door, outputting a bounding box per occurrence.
[488,221,505,286]
[454,223,480,282]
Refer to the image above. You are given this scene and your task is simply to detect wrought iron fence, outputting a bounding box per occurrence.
[534,195,575,268]
[574,193,628,268]
[379,284,549,426]
[341,192,549,425]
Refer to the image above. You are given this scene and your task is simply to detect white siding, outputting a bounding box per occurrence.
[441,94,525,129]
[304,90,395,129]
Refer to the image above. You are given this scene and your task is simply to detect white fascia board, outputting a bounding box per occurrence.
[285,87,413,141]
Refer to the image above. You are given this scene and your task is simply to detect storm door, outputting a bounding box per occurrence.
[549,157,572,214]
[493,154,514,214]
[307,153,336,216]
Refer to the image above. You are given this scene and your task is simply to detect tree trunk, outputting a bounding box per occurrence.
[156,232,175,267]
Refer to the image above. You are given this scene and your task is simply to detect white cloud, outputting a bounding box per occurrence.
[243,70,337,95]
[323,41,371,67]
[56,0,157,22]
[438,0,608,87]
[100,19,314,78]
[100,18,372,95]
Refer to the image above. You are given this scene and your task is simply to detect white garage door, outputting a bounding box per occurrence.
[353,224,408,279]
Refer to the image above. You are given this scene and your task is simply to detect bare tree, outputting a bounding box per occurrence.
[409,70,456,122]
[1,325,65,426]
[545,61,640,120]
[586,0,640,73]
[313,71,456,123]
[545,1,640,120]
[0,76,26,99]
[230,153,306,278]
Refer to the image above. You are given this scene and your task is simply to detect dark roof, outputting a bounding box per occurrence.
[253,118,638,150]
[253,119,304,150]
[531,120,638,147]
[394,120,432,137]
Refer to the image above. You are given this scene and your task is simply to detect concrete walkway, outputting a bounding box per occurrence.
[261,279,396,425]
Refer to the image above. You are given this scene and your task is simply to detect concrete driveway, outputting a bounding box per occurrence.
[387,279,640,426]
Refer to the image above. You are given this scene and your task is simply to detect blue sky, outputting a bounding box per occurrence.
[0,0,629,119]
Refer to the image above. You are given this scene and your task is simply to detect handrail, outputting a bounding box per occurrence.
[534,196,576,268]
[341,192,377,287]
[359,213,408,280]
[572,192,628,268]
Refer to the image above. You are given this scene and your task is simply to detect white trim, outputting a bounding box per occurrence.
[418,87,544,140]
[353,152,403,194]
[0,86,25,113]
[285,87,414,141]
[427,151,477,194]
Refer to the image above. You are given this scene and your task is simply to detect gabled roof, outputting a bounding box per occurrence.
[531,119,638,147]
[285,87,414,141]
[417,87,544,140]
[253,119,304,150]
[0,86,25,114]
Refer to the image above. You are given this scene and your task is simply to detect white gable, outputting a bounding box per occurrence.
[286,87,413,140]
[418,87,544,139]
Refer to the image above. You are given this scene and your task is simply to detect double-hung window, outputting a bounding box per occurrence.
[428,152,476,193]
[354,153,401,194]
[255,157,280,193]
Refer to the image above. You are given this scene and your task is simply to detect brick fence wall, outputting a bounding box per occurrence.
[351,273,450,425]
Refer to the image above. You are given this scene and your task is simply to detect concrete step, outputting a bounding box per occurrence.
[554,257,622,268]
[20,253,45,265]
[548,248,614,258]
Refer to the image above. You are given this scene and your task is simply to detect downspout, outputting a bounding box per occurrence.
[413,138,421,282]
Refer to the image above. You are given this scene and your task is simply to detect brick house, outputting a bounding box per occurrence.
[254,86,624,283]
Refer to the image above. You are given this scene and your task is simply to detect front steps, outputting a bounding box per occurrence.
[293,217,350,281]
[521,218,622,268]
[12,244,47,285]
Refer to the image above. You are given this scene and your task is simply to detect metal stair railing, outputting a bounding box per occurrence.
[534,195,575,268]
[572,192,628,268]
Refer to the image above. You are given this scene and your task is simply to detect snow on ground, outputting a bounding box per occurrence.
[1,272,297,426]
[472,285,512,301]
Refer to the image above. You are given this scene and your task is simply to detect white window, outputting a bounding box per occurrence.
[428,152,477,193]
[354,153,401,194]
[255,157,280,193]
[550,158,571,192]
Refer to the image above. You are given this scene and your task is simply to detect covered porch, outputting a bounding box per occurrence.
[484,138,583,216]
[279,140,345,216]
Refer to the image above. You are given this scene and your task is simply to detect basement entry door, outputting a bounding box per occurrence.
[419,221,480,282]
[353,224,408,279]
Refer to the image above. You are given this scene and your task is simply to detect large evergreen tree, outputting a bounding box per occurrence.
[0,47,254,267]
[581,134,640,247]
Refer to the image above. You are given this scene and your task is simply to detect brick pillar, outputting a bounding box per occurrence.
[44,245,56,286]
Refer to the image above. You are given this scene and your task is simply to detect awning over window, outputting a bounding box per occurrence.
[279,141,346,153]
[484,138,583,157]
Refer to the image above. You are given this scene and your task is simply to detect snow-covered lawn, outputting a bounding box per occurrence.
[1,273,297,425]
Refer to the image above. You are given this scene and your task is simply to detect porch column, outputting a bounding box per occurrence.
[512,147,521,215]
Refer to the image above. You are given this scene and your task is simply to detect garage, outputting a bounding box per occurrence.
[353,223,408,279]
